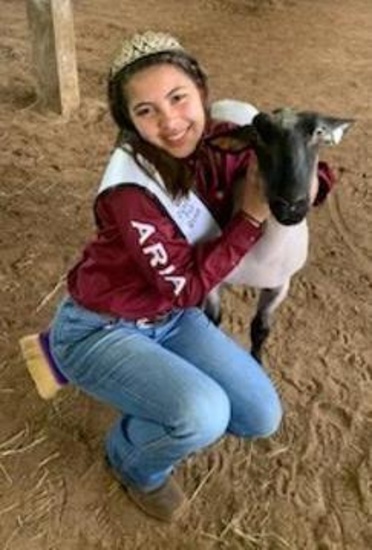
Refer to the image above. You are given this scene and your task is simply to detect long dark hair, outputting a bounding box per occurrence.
[107,51,209,198]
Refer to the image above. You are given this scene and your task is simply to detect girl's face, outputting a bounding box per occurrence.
[125,63,206,158]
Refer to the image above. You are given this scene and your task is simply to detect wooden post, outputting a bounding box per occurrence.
[26,0,80,116]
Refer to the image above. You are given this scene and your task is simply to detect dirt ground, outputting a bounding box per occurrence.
[1,0,372,548]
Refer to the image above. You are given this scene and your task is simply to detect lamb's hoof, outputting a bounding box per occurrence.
[204,309,222,326]
[251,347,262,363]
[211,312,222,326]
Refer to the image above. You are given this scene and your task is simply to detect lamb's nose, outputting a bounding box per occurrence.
[271,197,309,225]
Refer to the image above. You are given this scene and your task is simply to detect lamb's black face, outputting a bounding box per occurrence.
[209,107,353,226]
[253,110,317,226]
[269,195,310,225]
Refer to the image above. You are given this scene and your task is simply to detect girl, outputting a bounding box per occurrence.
[48,31,333,521]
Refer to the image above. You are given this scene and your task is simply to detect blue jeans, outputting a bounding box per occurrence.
[50,296,282,492]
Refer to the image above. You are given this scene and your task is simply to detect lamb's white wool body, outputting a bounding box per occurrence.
[226,218,309,288]
[207,100,353,359]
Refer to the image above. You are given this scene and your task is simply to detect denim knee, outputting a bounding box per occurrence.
[230,392,283,439]
[252,397,283,438]
[172,382,231,447]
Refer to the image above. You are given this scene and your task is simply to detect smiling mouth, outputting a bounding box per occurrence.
[163,126,190,146]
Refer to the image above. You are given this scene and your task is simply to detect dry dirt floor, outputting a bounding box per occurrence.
[1,0,372,548]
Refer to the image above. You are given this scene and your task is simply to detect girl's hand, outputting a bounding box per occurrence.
[238,157,270,225]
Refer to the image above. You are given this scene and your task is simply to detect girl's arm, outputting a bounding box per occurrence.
[97,185,263,308]
[313,161,337,206]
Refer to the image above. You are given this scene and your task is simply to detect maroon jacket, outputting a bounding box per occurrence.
[68,121,335,320]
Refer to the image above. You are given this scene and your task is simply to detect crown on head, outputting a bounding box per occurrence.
[110,31,185,78]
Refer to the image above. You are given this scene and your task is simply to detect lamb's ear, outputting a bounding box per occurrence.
[208,125,257,153]
[309,115,355,146]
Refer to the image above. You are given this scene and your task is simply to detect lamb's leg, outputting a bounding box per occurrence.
[204,288,222,325]
[251,281,290,362]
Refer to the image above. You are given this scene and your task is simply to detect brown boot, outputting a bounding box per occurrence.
[106,458,186,522]
[125,476,186,522]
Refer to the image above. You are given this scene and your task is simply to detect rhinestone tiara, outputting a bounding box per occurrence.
[110,31,185,78]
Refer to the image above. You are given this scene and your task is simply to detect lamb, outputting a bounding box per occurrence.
[205,100,354,361]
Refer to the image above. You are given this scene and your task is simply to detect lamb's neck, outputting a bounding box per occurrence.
[263,216,307,236]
